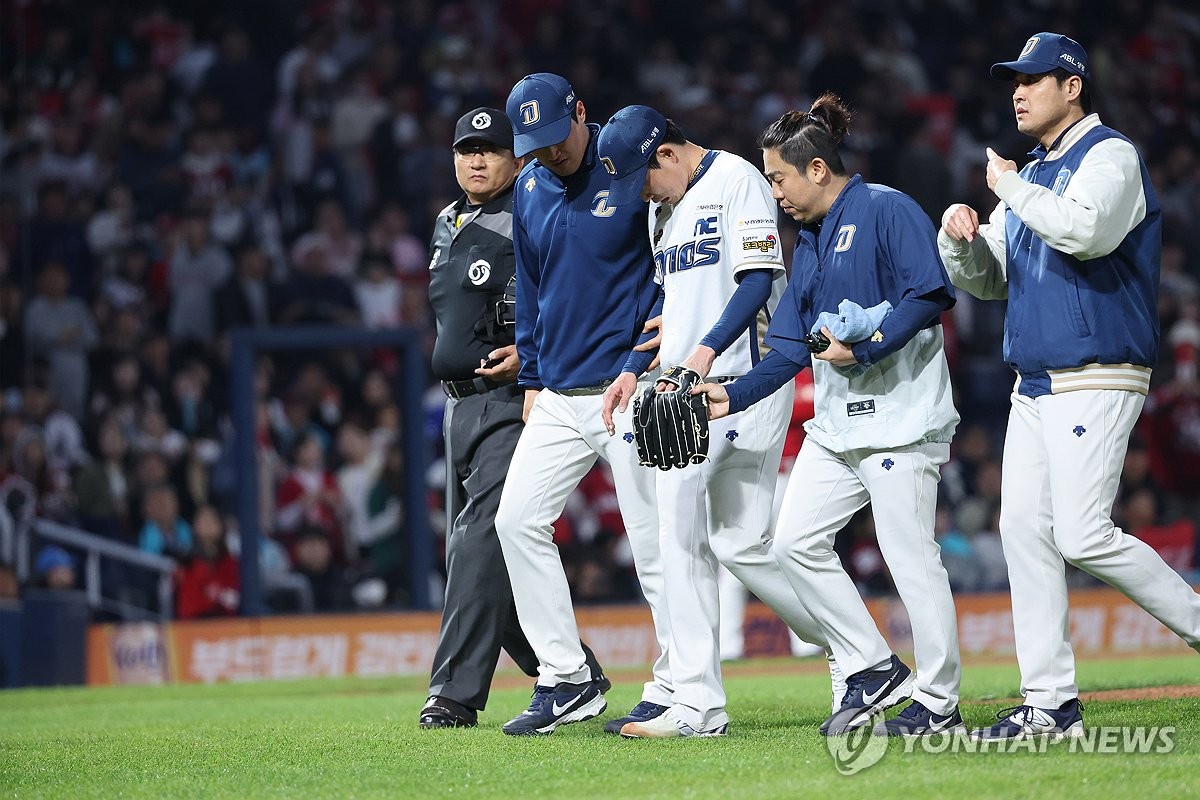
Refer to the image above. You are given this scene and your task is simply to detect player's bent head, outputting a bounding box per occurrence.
[597,104,686,206]
[759,93,852,177]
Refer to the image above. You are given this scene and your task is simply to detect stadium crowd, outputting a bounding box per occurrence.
[0,0,1198,618]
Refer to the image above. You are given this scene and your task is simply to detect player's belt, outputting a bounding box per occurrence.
[442,376,511,399]
[553,379,615,397]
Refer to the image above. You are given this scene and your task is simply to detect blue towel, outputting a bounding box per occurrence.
[810,299,893,377]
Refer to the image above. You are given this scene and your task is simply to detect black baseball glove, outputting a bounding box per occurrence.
[632,365,710,470]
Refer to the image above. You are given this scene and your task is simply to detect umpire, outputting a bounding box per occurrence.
[420,108,606,728]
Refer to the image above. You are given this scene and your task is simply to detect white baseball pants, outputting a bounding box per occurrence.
[655,384,836,728]
[495,386,672,705]
[775,437,962,716]
[1001,389,1200,709]
[718,471,833,662]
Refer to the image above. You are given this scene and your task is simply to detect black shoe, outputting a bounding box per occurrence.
[582,642,611,695]
[419,695,478,729]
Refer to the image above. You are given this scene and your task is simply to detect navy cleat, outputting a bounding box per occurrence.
[603,700,670,734]
[971,699,1084,741]
[873,700,965,737]
[820,655,914,736]
[501,682,607,736]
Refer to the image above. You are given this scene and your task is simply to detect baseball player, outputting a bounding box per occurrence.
[596,105,844,738]
[494,74,674,736]
[938,33,1200,740]
[420,108,609,729]
[694,95,965,737]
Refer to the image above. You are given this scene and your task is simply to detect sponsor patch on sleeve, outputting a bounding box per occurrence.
[741,234,778,253]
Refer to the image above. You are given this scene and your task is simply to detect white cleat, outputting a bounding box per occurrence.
[620,706,730,738]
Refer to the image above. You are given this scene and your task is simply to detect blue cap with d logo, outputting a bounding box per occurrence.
[991,32,1089,82]
[505,73,577,157]
[596,105,667,206]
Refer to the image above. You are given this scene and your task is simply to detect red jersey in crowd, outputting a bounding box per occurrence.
[1140,382,1200,494]
[175,552,240,618]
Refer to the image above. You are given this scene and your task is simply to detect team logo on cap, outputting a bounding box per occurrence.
[520,101,540,126]
[600,156,617,175]
[472,112,491,129]
[1019,36,1040,58]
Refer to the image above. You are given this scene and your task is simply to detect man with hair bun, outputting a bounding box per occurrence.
[694,93,965,738]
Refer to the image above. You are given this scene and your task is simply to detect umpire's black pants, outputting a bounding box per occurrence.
[428,383,602,710]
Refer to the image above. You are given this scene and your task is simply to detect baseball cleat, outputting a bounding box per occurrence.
[872,700,965,737]
[820,654,914,736]
[501,682,607,736]
[970,699,1085,741]
[620,706,730,739]
[602,700,670,734]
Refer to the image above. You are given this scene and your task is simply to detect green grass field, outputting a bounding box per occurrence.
[1,654,1197,799]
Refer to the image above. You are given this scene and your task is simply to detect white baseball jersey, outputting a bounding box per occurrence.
[650,151,787,376]
[641,151,839,728]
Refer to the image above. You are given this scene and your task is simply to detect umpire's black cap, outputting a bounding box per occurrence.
[453,107,514,151]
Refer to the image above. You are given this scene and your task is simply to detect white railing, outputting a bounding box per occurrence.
[19,519,178,622]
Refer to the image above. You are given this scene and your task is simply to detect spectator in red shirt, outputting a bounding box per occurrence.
[275,432,347,561]
[175,505,240,619]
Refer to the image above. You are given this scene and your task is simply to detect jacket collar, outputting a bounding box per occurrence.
[802,173,864,241]
[1031,113,1101,162]
[455,181,516,215]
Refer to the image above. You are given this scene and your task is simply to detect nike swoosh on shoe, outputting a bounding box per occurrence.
[551,699,578,716]
[861,684,890,705]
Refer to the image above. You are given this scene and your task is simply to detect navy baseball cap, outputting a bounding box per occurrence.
[596,105,667,206]
[452,107,513,151]
[991,32,1090,82]
[505,73,577,157]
